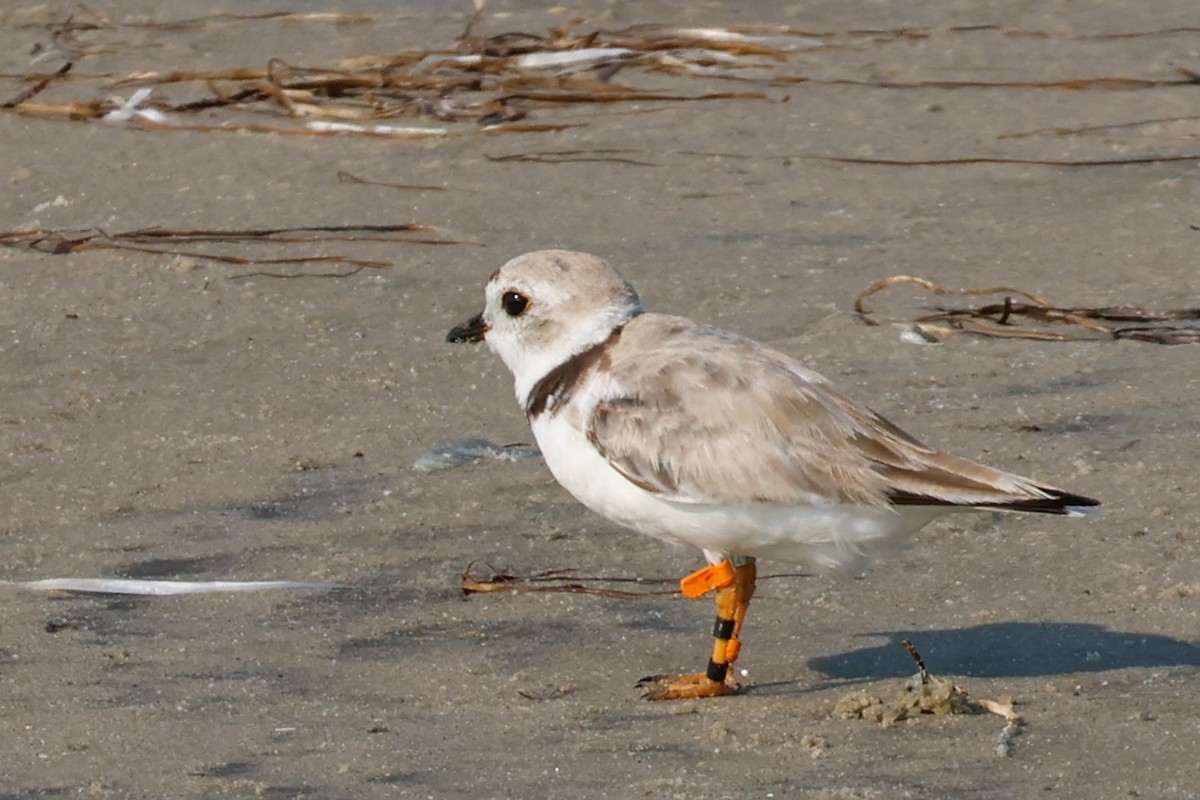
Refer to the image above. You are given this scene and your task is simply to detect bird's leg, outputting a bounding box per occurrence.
[639,556,757,701]
[725,555,756,671]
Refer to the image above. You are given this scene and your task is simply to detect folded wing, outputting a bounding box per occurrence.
[584,316,1099,513]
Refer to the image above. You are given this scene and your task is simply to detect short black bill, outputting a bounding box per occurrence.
[447,312,486,343]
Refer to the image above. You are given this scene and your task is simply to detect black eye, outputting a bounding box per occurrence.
[502,291,530,317]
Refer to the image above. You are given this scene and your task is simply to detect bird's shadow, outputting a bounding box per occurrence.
[804,621,1200,684]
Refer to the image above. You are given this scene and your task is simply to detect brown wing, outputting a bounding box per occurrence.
[585,315,1099,512]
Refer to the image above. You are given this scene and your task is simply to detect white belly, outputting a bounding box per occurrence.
[530,413,946,573]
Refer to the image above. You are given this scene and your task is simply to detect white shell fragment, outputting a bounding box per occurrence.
[513,47,638,70]
[6,578,339,596]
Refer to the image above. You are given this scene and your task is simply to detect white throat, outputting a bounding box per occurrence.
[497,304,637,407]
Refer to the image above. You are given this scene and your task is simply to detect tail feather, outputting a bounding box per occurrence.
[889,485,1101,515]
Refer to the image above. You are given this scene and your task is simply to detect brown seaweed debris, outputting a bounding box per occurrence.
[3,12,772,138]
[854,275,1200,345]
[483,148,657,166]
[461,564,680,600]
[336,171,451,192]
[804,153,1200,168]
[0,223,462,276]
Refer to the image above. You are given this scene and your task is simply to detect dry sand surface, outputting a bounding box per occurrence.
[2,1,1198,798]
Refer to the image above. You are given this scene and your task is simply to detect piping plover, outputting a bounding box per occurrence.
[447,249,1100,700]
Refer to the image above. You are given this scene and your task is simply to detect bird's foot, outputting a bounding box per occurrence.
[637,671,741,701]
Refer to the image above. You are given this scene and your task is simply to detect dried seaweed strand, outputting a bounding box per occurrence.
[112,68,271,86]
[807,154,1200,167]
[495,89,764,104]
[998,114,1200,140]
[480,123,580,134]
[336,171,449,191]
[855,275,1200,345]
[460,563,810,599]
[484,148,657,165]
[227,266,369,280]
[68,241,391,270]
[118,223,439,238]
[10,100,107,118]
[1080,28,1200,40]
[777,74,1200,90]
[1,61,74,107]
[0,224,440,245]
[122,11,375,31]
[461,565,679,599]
[0,224,462,272]
[855,275,1054,315]
[122,234,452,246]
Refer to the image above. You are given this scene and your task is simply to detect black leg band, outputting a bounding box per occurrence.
[706,659,728,683]
[712,616,736,640]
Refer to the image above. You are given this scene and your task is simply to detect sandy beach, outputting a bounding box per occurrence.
[2,2,1198,797]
